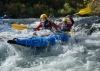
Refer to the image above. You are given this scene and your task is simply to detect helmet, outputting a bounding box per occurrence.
[4,15,9,18]
[40,14,47,19]
[62,18,67,22]
[4,15,7,17]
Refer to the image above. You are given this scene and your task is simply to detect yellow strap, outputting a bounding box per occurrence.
[65,31,75,35]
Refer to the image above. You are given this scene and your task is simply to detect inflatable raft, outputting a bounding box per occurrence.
[7,33,70,50]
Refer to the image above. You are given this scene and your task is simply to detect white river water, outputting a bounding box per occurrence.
[0,16,100,71]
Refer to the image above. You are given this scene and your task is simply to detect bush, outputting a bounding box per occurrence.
[58,2,76,16]
[33,4,49,17]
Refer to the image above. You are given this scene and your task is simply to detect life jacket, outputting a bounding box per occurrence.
[61,24,70,31]
[41,20,52,29]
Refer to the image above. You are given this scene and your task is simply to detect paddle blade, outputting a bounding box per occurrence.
[12,24,27,30]
[77,7,91,15]
[65,31,75,35]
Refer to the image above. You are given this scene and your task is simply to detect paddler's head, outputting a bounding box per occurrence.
[62,18,67,25]
[40,14,48,23]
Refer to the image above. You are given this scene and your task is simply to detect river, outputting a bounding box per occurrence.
[0,16,100,71]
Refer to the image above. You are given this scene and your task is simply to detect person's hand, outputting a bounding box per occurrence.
[66,15,71,18]
[51,20,54,23]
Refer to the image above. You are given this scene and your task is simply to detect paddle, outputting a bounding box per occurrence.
[12,23,38,37]
[12,6,91,30]
[12,23,33,30]
[65,31,75,34]
[12,23,75,35]
[76,7,91,15]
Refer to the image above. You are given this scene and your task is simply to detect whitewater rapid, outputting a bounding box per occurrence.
[0,16,100,71]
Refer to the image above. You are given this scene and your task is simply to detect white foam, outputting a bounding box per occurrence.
[0,17,100,71]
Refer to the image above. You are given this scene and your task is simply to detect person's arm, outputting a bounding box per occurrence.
[58,24,62,28]
[35,23,42,30]
[51,22,59,28]
[67,15,74,27]
[50,22,60,31]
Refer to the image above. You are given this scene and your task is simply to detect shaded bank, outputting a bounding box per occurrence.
[0,0,100,18]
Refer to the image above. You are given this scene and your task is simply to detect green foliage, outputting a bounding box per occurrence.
[67,8,76,14]
[20,4,26,13]
[59,2,76,16]
[4,3,21,17]
[33,4,49,17]
[87,0,100,15]
[28,7,34,15]
[0,0,99,18]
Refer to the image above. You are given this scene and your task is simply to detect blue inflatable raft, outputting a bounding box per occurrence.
[7,33,70,50]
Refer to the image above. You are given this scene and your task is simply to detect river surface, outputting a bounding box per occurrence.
[0,16,100,71]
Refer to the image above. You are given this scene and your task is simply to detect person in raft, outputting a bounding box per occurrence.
[35,14,59,31]
[3,15,9,19]
[59,15,74,32]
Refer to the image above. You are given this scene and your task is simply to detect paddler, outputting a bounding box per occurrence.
[59,15,74,31]
[35,14,60,31]
[3,15,9,19]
